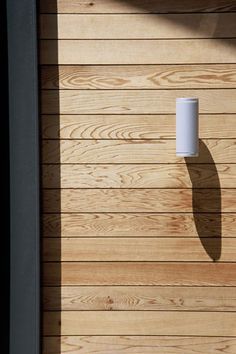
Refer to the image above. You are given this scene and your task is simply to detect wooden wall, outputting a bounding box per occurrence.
[40,1,236,353]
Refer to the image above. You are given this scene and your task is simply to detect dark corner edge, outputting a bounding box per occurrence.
[6,0,40,353]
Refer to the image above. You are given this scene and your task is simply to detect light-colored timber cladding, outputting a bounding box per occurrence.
[40,1,236,352]
[43,336,236,354]
[43,188,236,213]
[42,163,236,188]
[43,311,236,336]
[40,14,236,39]
[41,114,236,139]
[43,286,236,311]
[40,39,236,64]
[40,0,236,13]
[41,65,236,90]
[42,213,236,237]
[41,89,236,114]
[42,139,236,163]
[43,238,236,262]
[43,262,236,286]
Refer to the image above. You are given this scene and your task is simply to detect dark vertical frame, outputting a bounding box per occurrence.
[6,1,40,354]
[2,0,10,353]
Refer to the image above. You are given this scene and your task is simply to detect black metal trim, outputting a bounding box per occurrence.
[2,1,10,353]
[6,1,40,353]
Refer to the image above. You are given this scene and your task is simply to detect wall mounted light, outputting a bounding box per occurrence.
[176,97,199,157]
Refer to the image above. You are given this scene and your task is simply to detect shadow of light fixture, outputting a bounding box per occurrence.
[176,98,222,261]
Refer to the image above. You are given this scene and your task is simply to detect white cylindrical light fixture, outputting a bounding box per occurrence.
[176,97,199,157]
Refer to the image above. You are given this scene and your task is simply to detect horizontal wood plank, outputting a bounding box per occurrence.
[40,0,236,346]
[41,89,236,114]
[43,336,236,354]
[42,213,236,237]
[40,14,236,39]
[42,139,236,163]
[43,238,236,262]
[43,188,235,213]
[43,311,236,335]
[41,64,236,90]
[40,39,236,65]
[43,285,236,311]
[42,163,236,188]
[40,0,236,14]
[42,114,236,139]
[43,262,236,286]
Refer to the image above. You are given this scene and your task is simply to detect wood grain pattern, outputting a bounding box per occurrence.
[40,0,236,346]
[40,0,236,14]
[40,14,236,39]
[43,311,236,335]
[42,139,236,163]
[41,89,236,114]
[43,238,236,262]
[42,213,236,237]
[42,163,236,188]
[40,39,236,65]
[42,114,236,139]
[43,188,235,213]
[43,286,236,311]
[43,336,236,354]
[41,64,236,89]
[43,262,236,286]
